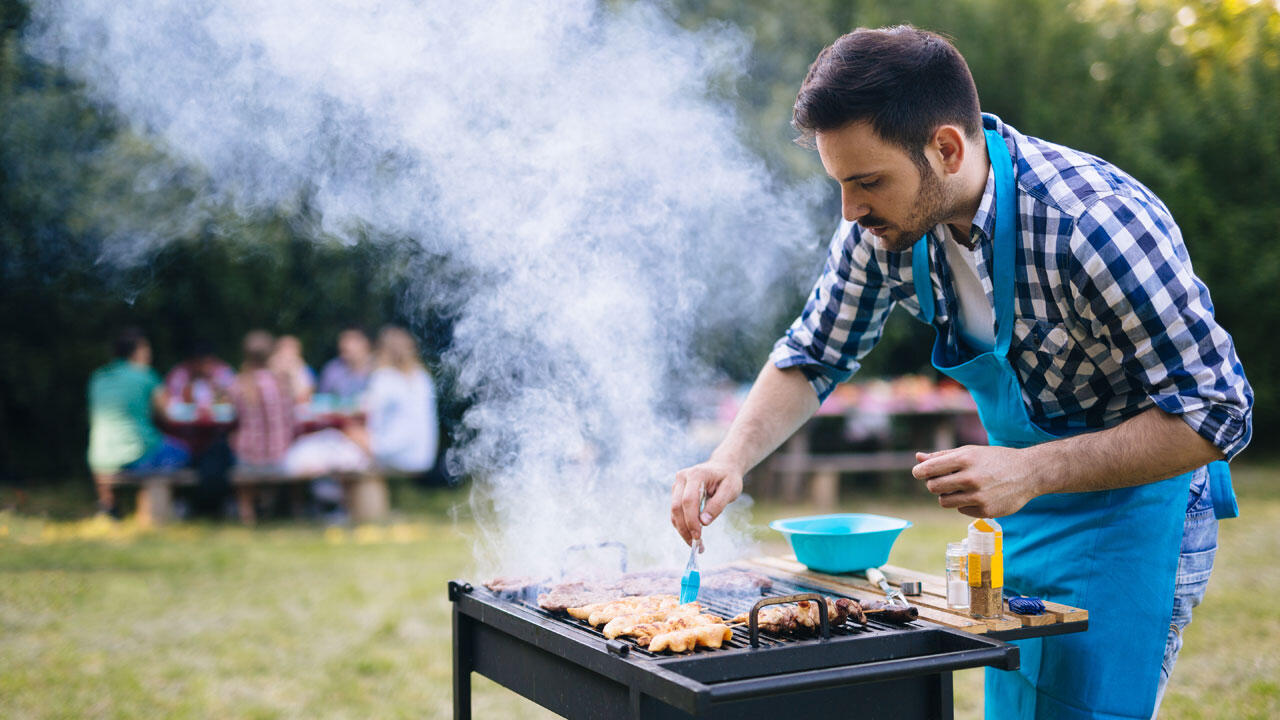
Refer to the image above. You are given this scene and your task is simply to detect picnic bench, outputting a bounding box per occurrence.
[230,467,389,525]
[94,469,198,527]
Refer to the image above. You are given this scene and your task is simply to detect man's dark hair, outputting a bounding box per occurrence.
[793,26,982,166]
[113,327,148,359]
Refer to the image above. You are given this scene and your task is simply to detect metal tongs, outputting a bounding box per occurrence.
[678,491,706,605]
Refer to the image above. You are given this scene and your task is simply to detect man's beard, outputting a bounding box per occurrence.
[870,166,955,253]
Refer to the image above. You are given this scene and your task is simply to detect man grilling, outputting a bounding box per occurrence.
[670,26,1251,719]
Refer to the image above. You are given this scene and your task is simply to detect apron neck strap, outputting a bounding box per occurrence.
[984,127,1018,357]
[911,235,935,323]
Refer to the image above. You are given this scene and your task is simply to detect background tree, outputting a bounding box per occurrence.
[2,0,1276,483]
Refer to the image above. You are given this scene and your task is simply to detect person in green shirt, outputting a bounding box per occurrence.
[88,328,189,515]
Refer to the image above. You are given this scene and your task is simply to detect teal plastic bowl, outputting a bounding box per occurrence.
[770,513,913,573]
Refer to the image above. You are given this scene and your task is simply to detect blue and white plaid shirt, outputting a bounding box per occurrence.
[770,114,1252,459]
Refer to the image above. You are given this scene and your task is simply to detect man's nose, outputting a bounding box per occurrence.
[841,188,870,223]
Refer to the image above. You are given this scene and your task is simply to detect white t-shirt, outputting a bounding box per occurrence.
[940,226,995,353]
[365,366,437,473]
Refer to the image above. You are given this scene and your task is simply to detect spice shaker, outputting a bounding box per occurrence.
[967,518,1003,619]
[945,540,969,609]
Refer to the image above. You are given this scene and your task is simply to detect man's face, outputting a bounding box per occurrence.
[816,121,954,252]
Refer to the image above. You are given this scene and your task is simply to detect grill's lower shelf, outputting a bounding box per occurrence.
[450,578,1029,720]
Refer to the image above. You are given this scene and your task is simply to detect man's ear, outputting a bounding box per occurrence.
[931,125,967,175]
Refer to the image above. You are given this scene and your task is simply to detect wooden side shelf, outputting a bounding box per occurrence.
[742,555,1088,639]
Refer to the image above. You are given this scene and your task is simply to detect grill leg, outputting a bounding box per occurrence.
[629,687,642,720]
[453,604,473,720]
[939,671,955,720]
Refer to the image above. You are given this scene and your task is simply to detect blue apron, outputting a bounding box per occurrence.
[908,119,1236,719]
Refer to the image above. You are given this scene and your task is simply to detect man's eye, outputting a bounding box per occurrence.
[859,179,881,190]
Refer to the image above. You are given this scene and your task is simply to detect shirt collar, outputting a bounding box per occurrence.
[968,112,1017,248]
[968,165,997,247]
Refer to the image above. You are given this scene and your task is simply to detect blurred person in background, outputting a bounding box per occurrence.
[229,330,297,521]
[284,327,436,520]
[87,328,189,516]
[269,334,316,404]
[346,326,438,474]
[162,338,236,517]
[317,326,373,405]
[162,338,235,410]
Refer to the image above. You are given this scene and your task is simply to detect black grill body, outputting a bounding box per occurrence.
[450,579,1021,719]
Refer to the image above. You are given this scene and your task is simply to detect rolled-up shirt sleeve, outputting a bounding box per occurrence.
[769,221,899,403]
[1068,194,1253,459]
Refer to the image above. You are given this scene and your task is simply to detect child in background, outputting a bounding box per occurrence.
[230,331,296,521]
[269,334,316,404]
[346,326,438,474]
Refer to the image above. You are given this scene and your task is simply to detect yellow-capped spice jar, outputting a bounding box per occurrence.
[967,518,1003,619]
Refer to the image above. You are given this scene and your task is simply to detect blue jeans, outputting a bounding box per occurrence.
[122,436,190,472]
[1151,466,1218,717]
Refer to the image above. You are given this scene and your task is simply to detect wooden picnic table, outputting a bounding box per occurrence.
[150,400,384,525]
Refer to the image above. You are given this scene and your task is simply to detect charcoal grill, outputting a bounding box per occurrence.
[450,575,1022,719]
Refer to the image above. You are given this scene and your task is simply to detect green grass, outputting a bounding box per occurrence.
[1,466,1277,719]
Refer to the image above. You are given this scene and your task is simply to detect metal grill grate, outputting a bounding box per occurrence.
[513,577,910,658]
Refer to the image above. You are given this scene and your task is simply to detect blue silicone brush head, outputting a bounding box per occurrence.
[679,540,701,604]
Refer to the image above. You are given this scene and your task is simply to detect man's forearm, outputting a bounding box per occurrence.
[710,363,820,475]
[1028,406,1224,495]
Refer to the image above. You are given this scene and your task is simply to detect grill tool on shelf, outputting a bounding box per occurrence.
[866,566,912,608]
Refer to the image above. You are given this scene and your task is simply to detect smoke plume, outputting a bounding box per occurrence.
[25,0,822,575]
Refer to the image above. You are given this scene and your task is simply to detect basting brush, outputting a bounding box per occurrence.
[679,491,706,605]
[679,538,701,605]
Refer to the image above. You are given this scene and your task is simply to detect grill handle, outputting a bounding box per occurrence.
[559,541,628,578]
[748,593,829,648]
[707,638,1019,702]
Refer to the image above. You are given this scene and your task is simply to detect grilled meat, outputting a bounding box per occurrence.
[534,570,773,612]
[483,576,545,594]
[647,624,734,653]
[863,600,918,624]
[578,595,679,626]
[601,602,704,639]
[565,600,608,621]
[631,613,724,646]
[731,597,863,635]
[538,582,620,613]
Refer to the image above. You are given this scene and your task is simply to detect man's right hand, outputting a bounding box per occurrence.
[670,460,743,548]
[669,363,820,548]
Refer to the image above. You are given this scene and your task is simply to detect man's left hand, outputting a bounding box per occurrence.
[912,445,1041,518]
